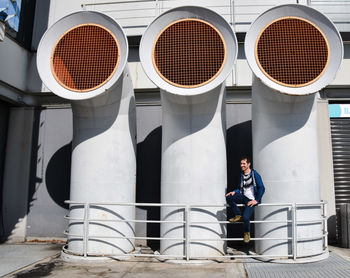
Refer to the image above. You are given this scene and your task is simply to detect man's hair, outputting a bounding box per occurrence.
[241,156,251,164]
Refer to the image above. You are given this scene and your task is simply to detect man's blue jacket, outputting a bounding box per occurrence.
[234,169,265,203]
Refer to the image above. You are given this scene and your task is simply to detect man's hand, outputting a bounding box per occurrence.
[226,191,235,197]
[247,200,258,207]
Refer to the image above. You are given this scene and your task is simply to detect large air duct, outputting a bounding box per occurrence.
[37,12,136,256]
[245,4,343,261]
[140,6,237,258]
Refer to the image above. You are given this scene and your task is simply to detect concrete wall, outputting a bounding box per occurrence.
[0,0,346,244]
[26,108,72,239]
[19,97,252,241]
[318,99,337,242]
[0,101,9,240]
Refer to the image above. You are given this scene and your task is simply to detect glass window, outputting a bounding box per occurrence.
[0,0,35,49]
[0,0,21,32]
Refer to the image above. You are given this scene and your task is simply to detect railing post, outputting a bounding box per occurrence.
[185,205,190,261]
[291,203,297,260]
[323,202,328,250]
[83,202,90,258]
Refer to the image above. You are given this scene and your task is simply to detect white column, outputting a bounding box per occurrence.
[160,84,227,257]
[68,68,136,255]
[252,77,322,258]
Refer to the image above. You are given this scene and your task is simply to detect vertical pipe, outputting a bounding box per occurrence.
[253,77,322,258]
[160,84,227,257]
[324,202,328,249]
[82,202,89,258]
[68,68,136,255]
[185,205,190,261]
[292,203,297,260]
[36,12,136,257]
[244,4,343,261]
[139,6,237,259]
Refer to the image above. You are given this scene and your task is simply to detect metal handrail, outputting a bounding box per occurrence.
[63,200,328,261]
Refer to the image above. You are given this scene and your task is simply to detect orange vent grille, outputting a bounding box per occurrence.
[256,17,329,87]
[51,24,119,92]
[153,19,226,88]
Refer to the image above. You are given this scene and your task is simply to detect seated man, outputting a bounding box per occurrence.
[226,156,265,243]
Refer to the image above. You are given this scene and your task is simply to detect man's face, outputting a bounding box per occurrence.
[240,159,251,172]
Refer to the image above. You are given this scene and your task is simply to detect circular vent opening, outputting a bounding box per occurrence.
[51,24,120,92]
[152,19,226,88]
[255,17,329,87]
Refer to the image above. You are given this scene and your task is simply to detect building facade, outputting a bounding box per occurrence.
[0,0,349,245]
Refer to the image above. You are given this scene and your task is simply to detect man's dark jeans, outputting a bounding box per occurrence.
[226,192,255,232]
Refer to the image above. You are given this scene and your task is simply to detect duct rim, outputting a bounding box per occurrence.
[255,16,330,88]
[50,23,121,93]
[139,6,238,96]
[151,18,227,88]
[244,4,343,96]
[37,11,129,100]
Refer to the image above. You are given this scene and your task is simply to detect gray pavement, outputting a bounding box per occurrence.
[7,258,247,278]
[3,244,350,277]
[0,243,62,277]
[245,253,350,278]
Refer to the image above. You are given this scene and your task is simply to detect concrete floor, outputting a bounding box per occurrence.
[2,244,350,278]
[7,259,247,278]
[1,244,247,278]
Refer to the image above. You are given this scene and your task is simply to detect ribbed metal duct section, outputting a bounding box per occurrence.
[37,11,136,258]
[330,118,350,239]
[140,6,237,258]
[245,4,343,262]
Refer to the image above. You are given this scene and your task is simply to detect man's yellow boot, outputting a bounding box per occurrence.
[229,215,242,223]
[244,232,250,243]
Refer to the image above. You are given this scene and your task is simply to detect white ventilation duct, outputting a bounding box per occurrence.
[37,11,136,256]
[140,6,237,258]
[245,4,343,261]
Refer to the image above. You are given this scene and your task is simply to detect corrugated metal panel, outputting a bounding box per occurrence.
[331,117,350,240]
[309,0,350,32]
[83,0,158,36]
[232,0,297,32]
[82,0,350,36]
[82,0,296,35]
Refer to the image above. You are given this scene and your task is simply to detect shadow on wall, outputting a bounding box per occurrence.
[328,215,336,244]
[1,117,252,248]
[226,120,253,248]
[1,108,72,243]
[136,126,162,250]
[45,143,72,210]
[134,121,253,251]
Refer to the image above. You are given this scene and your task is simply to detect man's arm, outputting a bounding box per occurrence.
[254,171,265,203]
[225,188,240,197]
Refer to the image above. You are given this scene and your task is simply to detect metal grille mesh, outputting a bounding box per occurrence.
[51,24,119,92]
[256,17,329,87]
[153,19,226,88]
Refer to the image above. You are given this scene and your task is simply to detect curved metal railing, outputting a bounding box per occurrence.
[63,201,328,261]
